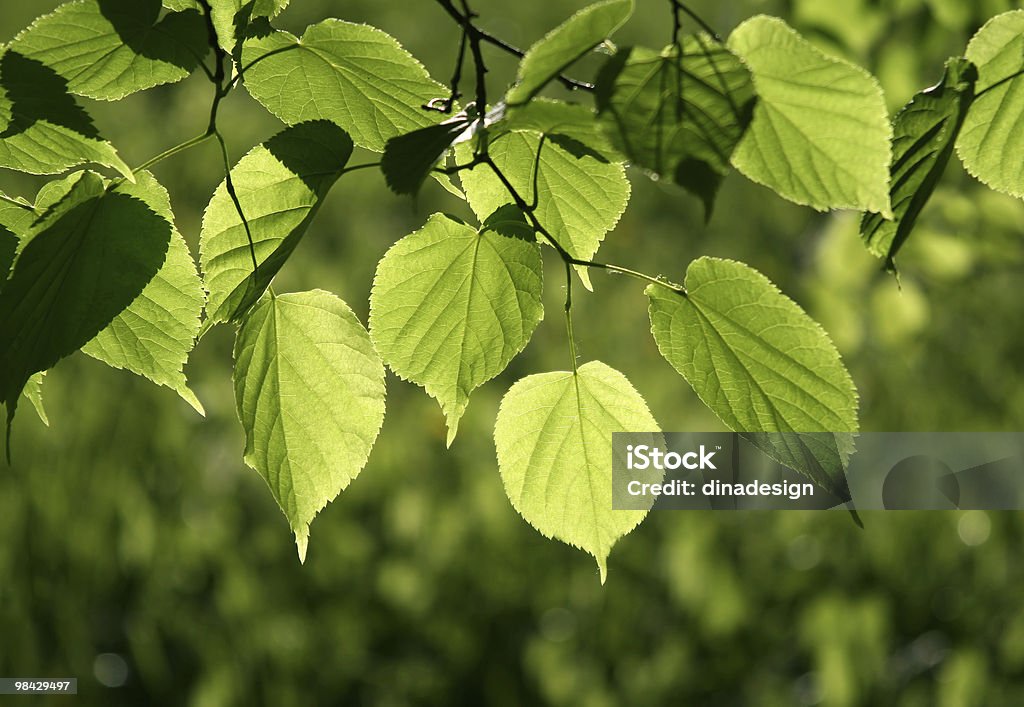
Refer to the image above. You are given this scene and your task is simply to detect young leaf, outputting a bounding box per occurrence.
[382,115,473,195]
[22,372,48,426]
[956,11,1024,198]
[233,289,386,562]
[199,121,353,329]
[727,16,892,215]
[494,361,661,583]
[0,171,171,430]
[646,257,859,499]
[10,0,208,101]
[506,0,634,105]
[208,0,290,53]
[457,129,630,289]
[595,37,756,217]
[0,50,131,178]
[79,172,205,414]
[369,213,544,445]
[241,19,447,152]
[862,58,977,269]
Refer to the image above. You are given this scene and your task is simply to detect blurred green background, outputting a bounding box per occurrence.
[3,0,1024,705]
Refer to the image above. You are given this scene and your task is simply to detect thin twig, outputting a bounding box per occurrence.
[432,0,594,93]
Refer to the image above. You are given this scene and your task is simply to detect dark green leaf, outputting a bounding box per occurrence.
[0,171,172,429]
[862,58,977,269]
[596,36,756,217]
[382,116,472,195]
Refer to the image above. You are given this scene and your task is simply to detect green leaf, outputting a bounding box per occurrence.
[10,0,208,101]
[457,129,630,290]
[646,257,859,499]
[233,289,386,561]
[382,116,472,195]
[727,16,892,215]
[0,197,35,285]
[595,37,756,217]
[369,213,544,445]
[22,372,48,426]
[0,171,172,431]
[78,171,205,413]
[489,99,622,161]
[199,121,353,329]
[0,50,131,178]
[494,361,660,583]
[956,11,1024,198]
[209,0,290,53]
[241,19,447,152]
[506,0,633,105]
[862,58,976,268]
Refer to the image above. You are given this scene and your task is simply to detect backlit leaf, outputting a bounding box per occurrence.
[370,213,544,445]
[0,171,171,433]
[956,11,1024,198]
[233,289,386,561]
[199,121,353,329]
[647,257,859,499]
[11,0,207,101]
[727,16,891,215]
[506,0,633,105]
[495,361,661,582]
[457,129,629,289]
[79,171,205,413]
[241,19,447,152]
[0,50,131,178]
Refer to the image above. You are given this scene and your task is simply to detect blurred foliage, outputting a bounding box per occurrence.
[2,0,1024,705]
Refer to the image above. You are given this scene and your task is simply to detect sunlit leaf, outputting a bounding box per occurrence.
[956,10,1024,198]
[457,129,629,289]
[506,0,633,105]
[370,213,543,445]
[199,121,353,329]
[647,257,858,499]
[11,0,207,101]
[0,171,171,431]
[79,171,205,414]
[0,49,131,178]
[495,361,660,582]
[233,289,386,561]
[727,16,891,215]
[242,19,447,152]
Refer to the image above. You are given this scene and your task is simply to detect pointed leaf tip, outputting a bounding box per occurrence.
[495,361,661,577]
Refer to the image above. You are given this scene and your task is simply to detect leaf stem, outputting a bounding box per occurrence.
[669,0,722,42]
[131,132,214,174]
[214,130,258,272]
[564,260,578,373]
[480,154,685,294]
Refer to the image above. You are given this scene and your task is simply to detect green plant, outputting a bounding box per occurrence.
[2,0,1021,579]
